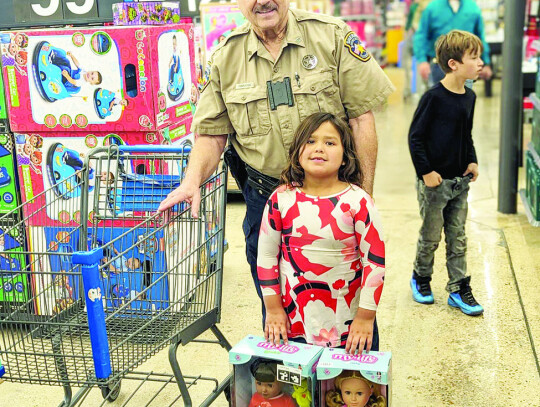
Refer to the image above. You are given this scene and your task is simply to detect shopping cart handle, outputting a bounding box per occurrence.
[117,145,192,154]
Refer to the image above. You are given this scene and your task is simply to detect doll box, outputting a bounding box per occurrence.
[0,134,21,213]
[229,335,324,407]
[1,24,196,132]
[316,348,392,407]
[113,2,181,25]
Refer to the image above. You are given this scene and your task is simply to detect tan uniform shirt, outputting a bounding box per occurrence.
[193,9,395,179]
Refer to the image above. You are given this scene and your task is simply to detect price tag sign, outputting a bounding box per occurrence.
[276,365,302,386]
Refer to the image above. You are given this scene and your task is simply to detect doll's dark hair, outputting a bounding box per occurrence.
[250,359,279,383]
[280,112,363,188]
[325,370,386,407]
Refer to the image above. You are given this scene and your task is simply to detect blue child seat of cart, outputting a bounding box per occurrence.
[167,55,185,101]
[111,173,186,213]
[32,41,75,102]
[47,142,95,200]
[0,362,4,379]
[93,88,116,119]
[0,167,11,187]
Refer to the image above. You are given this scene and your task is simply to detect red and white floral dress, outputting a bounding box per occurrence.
[257,184,385,347]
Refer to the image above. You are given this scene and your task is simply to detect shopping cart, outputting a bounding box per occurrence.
[0,144,232,406]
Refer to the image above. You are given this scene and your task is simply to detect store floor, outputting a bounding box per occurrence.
[1,69,539,406]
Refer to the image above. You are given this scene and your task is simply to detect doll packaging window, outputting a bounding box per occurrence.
[229,335,324,407]
[0,25,196,133]
[316,348,392,407]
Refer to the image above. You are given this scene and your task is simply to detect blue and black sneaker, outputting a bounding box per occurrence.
[410,272,434,304]
[448,276,484,316]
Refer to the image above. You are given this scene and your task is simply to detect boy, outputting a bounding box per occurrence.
[51,50,102,93]
[408,30,484,316]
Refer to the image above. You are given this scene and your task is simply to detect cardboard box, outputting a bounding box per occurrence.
[0,220,30,313]
[1,25,196,132]
[316,348,392,407]
[113,2,181,25]
[0,134,20,213]
[229,335,324,407]
[14,129,193,227]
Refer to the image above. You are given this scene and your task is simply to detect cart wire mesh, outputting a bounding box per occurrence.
[0,144,227,399]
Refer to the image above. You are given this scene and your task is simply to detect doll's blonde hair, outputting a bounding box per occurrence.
[325,370,386,407]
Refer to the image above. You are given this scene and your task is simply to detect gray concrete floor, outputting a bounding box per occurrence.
[1,69,540,406]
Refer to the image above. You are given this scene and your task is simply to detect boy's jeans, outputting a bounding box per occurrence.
[414,176,471,293]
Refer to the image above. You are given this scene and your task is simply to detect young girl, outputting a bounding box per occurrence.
[257,112,385,354]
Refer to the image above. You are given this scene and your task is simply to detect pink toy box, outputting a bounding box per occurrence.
[113,2,181,25]
[1,24,196,133]
[14,129,194,228]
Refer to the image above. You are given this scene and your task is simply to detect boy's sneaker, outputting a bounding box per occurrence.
[410,272,434,304]
[448,276,484,316]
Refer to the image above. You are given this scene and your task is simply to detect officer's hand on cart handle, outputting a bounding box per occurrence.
[422,171,442,188]
[158,182,202,218]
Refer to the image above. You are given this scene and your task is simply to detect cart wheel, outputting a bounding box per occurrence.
[101,380,121,402]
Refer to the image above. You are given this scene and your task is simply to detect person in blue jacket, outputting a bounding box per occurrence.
[413,0,492,86]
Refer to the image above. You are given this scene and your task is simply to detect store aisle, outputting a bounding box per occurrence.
[372,70,540,405]
[1,70,539,407]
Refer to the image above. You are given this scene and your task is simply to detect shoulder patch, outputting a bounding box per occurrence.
[344,32,371,62]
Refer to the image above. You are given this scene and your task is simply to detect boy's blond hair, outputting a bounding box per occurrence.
[435,30,483,74]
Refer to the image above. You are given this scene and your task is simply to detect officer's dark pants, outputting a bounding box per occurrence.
[240,182,379,351]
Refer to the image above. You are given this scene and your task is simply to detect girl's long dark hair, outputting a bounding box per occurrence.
[280,112,363,187]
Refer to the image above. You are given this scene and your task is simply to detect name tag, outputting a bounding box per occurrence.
[236,82,254,90]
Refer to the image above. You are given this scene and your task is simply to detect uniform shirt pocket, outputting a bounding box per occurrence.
[224,87,271,138]
[294,71,344,122]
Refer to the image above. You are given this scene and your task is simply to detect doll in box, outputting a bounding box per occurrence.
[325,371,385,407]
[249,359,296,407]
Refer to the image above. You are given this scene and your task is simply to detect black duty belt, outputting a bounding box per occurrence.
[245,164,279,198]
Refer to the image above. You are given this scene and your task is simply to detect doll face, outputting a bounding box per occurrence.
[31,153,41,165]
[255,379,282,399]
[23,143,34,156]
[14,34,27,47]
[340,378,372,407]
[29,135,41,147]
[8,41,18,56]
[15,52,26,66]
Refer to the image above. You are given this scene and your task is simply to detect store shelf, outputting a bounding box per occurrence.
[519,189,540,227]
[528,142,540,166]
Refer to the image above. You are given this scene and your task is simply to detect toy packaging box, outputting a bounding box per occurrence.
[316,348,392,407]
[29,225,171,316]
[229,335,324,407]
[14,130,193,228]
[0,68,7,122]
[1,25,196,133]
[0,221,30,315]
[0,134,21,213]
[113,2,181,25]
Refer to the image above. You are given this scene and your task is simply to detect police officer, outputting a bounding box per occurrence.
[159,0,394,349]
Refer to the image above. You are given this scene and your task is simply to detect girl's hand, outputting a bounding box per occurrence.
[264,306,290,346]
[346,308,376,354]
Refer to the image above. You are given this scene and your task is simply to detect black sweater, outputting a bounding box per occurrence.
[408,82,478,180]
